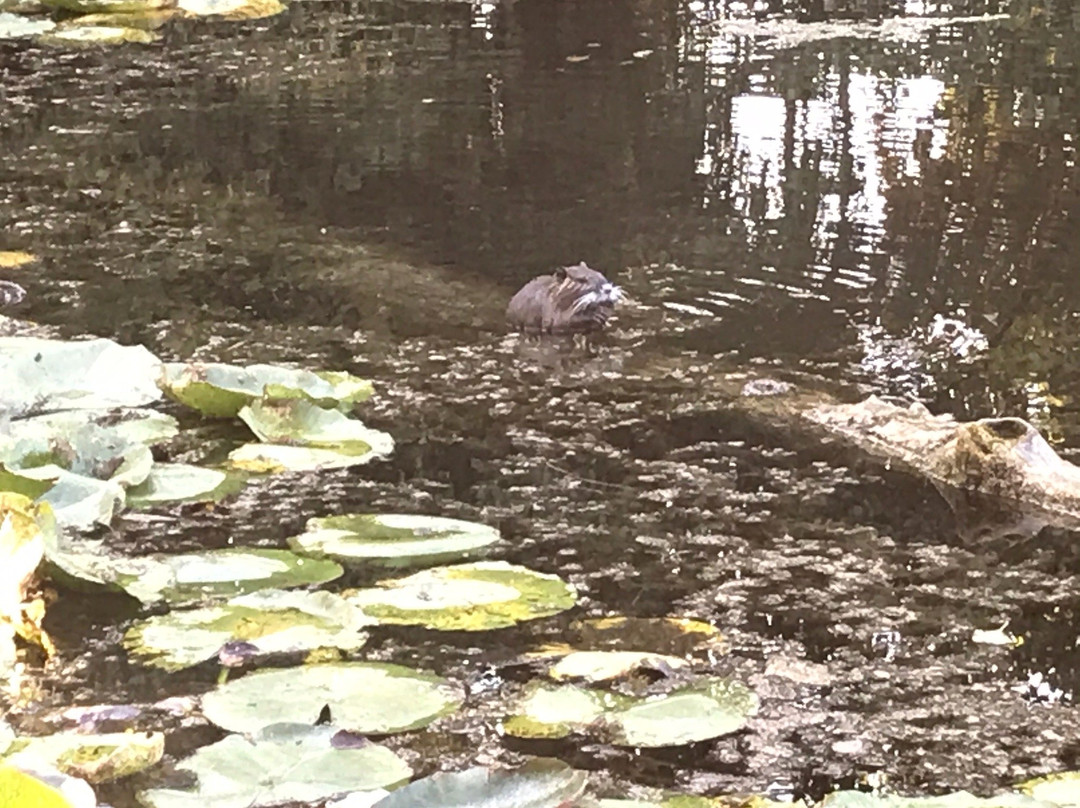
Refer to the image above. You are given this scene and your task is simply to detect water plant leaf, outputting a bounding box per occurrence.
[4,730,164,783]
[177,0,284,19]
[238,399,394,453]
[37,24,160,46]
[0,337,162,418]
[3,759,101,807]
[0,11,55,37]
[0,251,38,268]
[0,493,50,676]
[547,650,689,683]
[504,677,758,747]
[372,758,588,808]
[227,442,391,473]
[159,362,373,418]
[819,792,1054,808]
[287,513,501,568]
[149,548,343,605]
[344,561,578,631]
[125,463,244,508]
[124,589,369,671]
[1017,772,1080,807]
[200,662,462,734]
[44,543,341,605]
[136,724,412,808]
[6,408,179,448]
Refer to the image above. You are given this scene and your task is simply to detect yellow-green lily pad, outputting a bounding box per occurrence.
[4,731,163,783]
[287,513,501,568]
[159,362,373,418]
[344,561,577,631]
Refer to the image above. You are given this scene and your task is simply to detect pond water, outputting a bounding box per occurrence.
[4,0,1080,803]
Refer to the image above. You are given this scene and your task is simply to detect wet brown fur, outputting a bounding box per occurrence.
[506,263,619,334]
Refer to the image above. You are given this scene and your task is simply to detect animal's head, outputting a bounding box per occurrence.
[553,262,624,315]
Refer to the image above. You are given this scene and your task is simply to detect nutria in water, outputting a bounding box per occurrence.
[506,262,624,333]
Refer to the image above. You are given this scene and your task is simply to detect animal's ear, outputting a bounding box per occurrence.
[554,266,568,281]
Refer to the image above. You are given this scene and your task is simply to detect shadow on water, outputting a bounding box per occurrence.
[4,0,1080,800]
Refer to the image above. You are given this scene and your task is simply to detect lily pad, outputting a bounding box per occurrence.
[200,662,462,734]
[0,11,55,37]
[820,793,1053,808]
[45,544,341,606]
[137,724,412,808]
[40,0,169,12]
[178,0,284,18]
[33,472,126,530]
[227,441,392,473]
[372,758,588,808]
[0,493,50,676]
[0,251,38,268]
[504,677,759,747]
[125,463,244,508]
[37,24,160,44]
[0,763,92,808]
[1017,772,1080,807]
[239,399,394,454]
[0,338,162,418]
[287,513,501,568]
[124,589,369,671]
[160,362,373,418]
[6,408,178,448]
[4,731,164,783]
[344,561,577,631]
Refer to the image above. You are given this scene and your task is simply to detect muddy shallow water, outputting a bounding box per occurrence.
[4,0,1080,803]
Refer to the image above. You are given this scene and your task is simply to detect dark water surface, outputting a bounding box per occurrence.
[5,0,1080,802]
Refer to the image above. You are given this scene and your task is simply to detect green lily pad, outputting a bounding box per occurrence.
[0,337,162,418]
[569,616,725,657]
[1017,772,1080,807]
[151,548,343,605]
[372,758,588,808]
[0,11,55,37]
[33,471,126,531]
[201,662,462,735]
[287,513,501,568]
[344,561,577,631]
[227,442,393,473]
[124,589,369,671]
[239,399,393,452]
[504,677,758,748]
[40,0,168,12]
[60,8,178,27]
[160,362,373,418]
[136,724,412,808]
[44,544,341,605]
[125,463,244,508]
[4,731,164,783]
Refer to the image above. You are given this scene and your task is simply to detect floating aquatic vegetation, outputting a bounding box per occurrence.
[45,544,342,606]
[372,758,587,808]
[0,12,54,37]
[177,0,284,19]
[136,724,411,808]
[0,338,162,418]
[237,398,393,456]
[1016,772,1080,807]
[287,513,501,568]
[504,677,758,747]
[159,362,373,418]
[819,791,1054,808]
[3,730,164,783]
[344,561,577,631]
[124,589,369,671]
[200,662,462,735]
[568,616,726,657]
[0,251,38,268]
[37,22,159,44]
[0,762,96,808]
[0,494,52,681]
[227,441,393,473]
[125,463,244,508]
